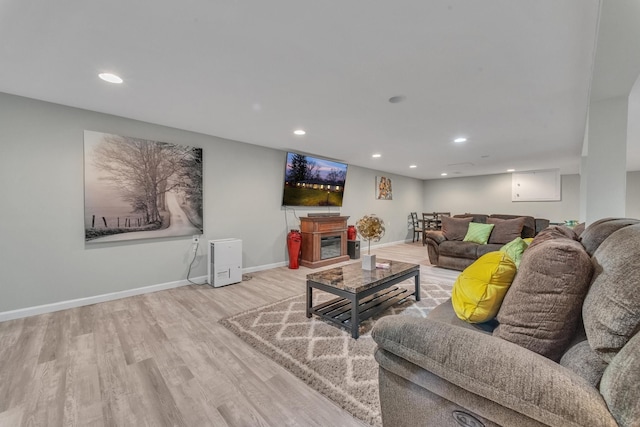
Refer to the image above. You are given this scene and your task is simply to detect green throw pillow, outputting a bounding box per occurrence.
[500,237,530,268]
[463,222,495,244]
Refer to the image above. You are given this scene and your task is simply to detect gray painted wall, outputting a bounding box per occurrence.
[583,96,628,223]
[0,93,424,313]
[424,171,640,223]
[423,173,581,223]
[627,171,640,218]
[3,91,638,314]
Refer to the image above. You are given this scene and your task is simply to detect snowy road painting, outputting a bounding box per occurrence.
[84,131,203,243]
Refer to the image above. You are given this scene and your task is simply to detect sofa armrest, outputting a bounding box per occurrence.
[372,316,617,427]
[424,230,446,244]
[423,231,445,266]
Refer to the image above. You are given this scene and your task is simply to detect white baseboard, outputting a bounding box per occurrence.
[0,247,412,322]
[0,276,211,323]
[243,261,287,274]
[372,239,412,248]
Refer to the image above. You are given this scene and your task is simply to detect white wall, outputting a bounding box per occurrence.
[423,173,581,223]
[0,93,424,313]
[626,171,640,218]
[582,96,628,223]
[338,169,424,251]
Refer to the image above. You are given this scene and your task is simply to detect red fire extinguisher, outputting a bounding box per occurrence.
[347,225,357,241]
[287,229,302,269]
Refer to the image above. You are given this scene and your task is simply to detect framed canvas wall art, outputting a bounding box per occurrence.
[84,131,203,243]
[376,176,392,200]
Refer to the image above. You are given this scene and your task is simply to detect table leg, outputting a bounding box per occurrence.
[306,281,312,318]
[351,293,359,339]
[414,271,421,301]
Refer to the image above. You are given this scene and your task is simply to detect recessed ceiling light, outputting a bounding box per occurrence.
[453,137,467,143]
[293,129,306,135]
[441,172,448,176]
[388,95,406,103]
[507,169,515,172]
[98,73,123,84]
[409,165,417,168]
[372,153,382,158]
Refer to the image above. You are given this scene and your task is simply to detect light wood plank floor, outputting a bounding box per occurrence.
[0,242,459,427]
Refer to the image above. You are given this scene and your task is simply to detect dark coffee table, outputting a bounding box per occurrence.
[306,259,420,338]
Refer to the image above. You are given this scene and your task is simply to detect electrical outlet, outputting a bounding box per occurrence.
[192,235,200,243]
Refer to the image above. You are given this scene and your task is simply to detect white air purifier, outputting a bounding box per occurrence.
[208,238,242,287]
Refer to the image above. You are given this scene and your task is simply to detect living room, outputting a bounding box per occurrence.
[1,1,640,426]
[6,91,640,320]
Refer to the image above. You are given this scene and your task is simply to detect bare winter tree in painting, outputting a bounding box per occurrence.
[84,131,203,242]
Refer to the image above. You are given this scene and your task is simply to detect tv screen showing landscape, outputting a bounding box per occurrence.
[282,152,348,207]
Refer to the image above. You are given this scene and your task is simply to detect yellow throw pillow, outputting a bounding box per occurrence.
[452,251,517,323]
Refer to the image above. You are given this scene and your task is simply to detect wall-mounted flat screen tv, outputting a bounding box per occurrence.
[282,152,348,207]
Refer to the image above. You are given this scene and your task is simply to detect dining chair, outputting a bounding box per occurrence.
[422,212,436,229]
[422,212,438,244]
[434,212,451,230]
[410,212,423,243]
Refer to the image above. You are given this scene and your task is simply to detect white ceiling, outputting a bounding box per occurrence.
[1,0,638,179]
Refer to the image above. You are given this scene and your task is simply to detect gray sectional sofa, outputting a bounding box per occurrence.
[372,218,640,427]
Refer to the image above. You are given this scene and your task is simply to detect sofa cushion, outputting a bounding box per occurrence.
[535,218,551,234]
[494,236,593,361]
[463,222,494,244]
[527,225,579,249]
[583,224,640,363]
[441,216,472,241]
[500,237,529,268]
[476,243,504,258]
[600,331,640,427]
[489,214,536,238]
[451,251,517,323]
[439,241,479,260]
[427,298,494,333]
[580,217,640,256]
[559,340,608,388]
[454,213,488,223]
[487,217,526,244]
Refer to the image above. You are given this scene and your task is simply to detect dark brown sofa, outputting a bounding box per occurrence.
[424,214,550,270]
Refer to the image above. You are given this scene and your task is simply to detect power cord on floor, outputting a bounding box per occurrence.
[187,240,208,285]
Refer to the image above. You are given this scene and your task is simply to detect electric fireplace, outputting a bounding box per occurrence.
[300,215,350,268]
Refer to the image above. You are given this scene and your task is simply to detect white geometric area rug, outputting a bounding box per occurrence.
[219,281,453,427]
